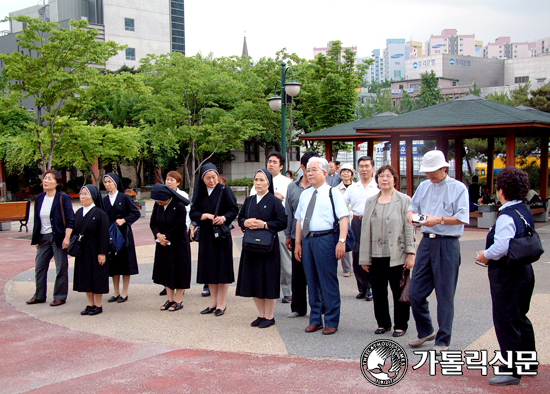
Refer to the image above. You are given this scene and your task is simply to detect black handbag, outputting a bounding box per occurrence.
[212,186,233,239]
[243,229,274,253]
[68,208,94,257]
[328,187,355,252]
[507,209,544,264]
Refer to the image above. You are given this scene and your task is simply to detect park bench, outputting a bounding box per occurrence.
[0,200,31,232]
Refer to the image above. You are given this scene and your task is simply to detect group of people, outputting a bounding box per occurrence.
[26,149,538,386]
[27,171,140,316]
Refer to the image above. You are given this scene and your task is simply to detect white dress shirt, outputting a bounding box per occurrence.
[295,183,349,231]
[343,178,379,216]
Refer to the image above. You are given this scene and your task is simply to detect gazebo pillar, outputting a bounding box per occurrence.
[506,132,516,167]
[541,135,549,199]
[406,139,414,197]
[436,135,449,158]
[325,141,333,162]
[391,134,400,191]
[455,138,463,182]
[487,137,495,194]
[367,140,374,159]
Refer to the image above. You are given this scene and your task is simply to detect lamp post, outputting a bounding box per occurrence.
[267,62,301,173]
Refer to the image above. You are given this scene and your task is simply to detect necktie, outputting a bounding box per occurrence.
[302,190,317,237]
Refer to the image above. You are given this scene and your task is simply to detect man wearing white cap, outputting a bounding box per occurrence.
[406,150,469,353]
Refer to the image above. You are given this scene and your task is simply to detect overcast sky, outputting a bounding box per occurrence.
[1,0,548,60]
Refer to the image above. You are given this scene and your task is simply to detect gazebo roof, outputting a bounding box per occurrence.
[300,112,398,140]
[353,95,550,138]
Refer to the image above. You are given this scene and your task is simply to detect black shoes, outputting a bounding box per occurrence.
[214,308,226,317]
[251,317,264,327]
[365,290,373,301]
[356,293,366,299]
[26,297,46,305]
[81,305,93,315]
[88,306,103,315]
[117,296,128,303]
[282,296,292,303]
[161,301,176,311]
[375,327,391,334]
[159,288,167,296]
[108,295,120,303]
[393,330,406,337]
[200,306,216,314]
[258,318,275,328]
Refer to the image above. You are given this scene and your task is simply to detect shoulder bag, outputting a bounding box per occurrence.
[109,222,125,255]
[329,187,355,252]
[68,208,94,257]
[212,185,234,239]
[507,209,544,264]
[242,196,274,253]
[398,268,411,305]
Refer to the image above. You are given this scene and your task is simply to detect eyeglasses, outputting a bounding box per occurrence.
[377,174,394,179]
[306,168,321,173]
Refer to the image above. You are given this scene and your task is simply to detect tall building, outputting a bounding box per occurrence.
[408,41,423,58]
[2,0,182,70]
[482,37,536,59]
[383,39,410,81]
[537,37,550,55]
[425,29,478,57]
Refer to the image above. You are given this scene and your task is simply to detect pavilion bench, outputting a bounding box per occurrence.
[0,200,31,232]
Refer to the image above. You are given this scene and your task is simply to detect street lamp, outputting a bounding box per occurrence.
[267,62,301,172]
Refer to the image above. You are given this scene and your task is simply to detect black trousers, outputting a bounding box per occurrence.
[352,218,371,295]
[489,261,536,378]
[370,257,410,331]
[290,239,308,316]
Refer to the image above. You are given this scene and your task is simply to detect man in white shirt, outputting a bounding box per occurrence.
[295,157,349,335]
[344,156,378,301]
[251,152,293,303]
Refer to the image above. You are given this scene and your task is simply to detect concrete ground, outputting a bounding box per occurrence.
[1,199,549,393]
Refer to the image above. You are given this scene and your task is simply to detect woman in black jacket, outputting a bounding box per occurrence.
[27,169,74,307]
[102,173,140,303]
[236,169,287,328]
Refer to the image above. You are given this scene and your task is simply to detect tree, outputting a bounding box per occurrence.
[418,70,443,108]
[469,82,482,96]
[399,90,416,113]
[529,85,550,112]
[0,16,124,173]
[299,40,366,157]
[139,53,262,194]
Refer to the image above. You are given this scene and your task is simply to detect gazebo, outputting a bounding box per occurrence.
[300,95,550,198]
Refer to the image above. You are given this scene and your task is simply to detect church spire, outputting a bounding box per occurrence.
[242,32,249,57]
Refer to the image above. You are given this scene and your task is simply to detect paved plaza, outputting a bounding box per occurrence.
[1,200,549,393]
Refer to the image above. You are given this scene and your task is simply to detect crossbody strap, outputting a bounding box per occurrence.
[77,207,95,239]
[214,185,225,217]
[513,209,534,235]
[328,187,339,227]
[58,192,66,228]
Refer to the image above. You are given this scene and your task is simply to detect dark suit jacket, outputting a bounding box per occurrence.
[31,191,75,247]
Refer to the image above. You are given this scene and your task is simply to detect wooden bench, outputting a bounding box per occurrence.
[0,200,31,232]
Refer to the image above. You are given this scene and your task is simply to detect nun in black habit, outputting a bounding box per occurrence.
[150,184,192,312]
[73,185,110,316]
[189,163,239,317]
[236,169,287,328]
[102,173,140,303]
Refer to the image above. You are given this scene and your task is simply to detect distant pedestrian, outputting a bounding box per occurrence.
[326,160,342,187]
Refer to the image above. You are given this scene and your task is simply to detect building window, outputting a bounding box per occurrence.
[288,146,300,162]
[171,0,185,54]
[244,141,259,162]
[125,18,134,31]
[126,48,136,61]
[515,76,529,84]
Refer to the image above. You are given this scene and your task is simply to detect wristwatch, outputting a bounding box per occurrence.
[440,217,445,225]
[339,238,346,243]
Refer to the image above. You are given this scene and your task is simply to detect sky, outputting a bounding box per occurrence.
[1,0,549,60]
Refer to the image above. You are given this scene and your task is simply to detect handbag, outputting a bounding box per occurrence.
[399,268,411,305]
[109,222,125,255]
[243,228,274,253]
[507,209,544,264]
[212,185,233,239]
[241,195,274,253]
[68,207,94,257]
[328,187,355,252]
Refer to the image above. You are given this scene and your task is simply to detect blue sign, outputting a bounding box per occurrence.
[413,62,418,69]
[450,58,455,65]
[391,54,404,58]
[433,44,443,48]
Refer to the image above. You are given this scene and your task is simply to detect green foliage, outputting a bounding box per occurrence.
[418,70,443,108]
[0,16,125,172]
[529,85,550,112]
[227,177,254,187]
[399,90,416,113]
[469,82,482,96]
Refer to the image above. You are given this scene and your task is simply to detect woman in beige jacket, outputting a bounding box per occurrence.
[359,165,416,337]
